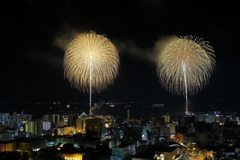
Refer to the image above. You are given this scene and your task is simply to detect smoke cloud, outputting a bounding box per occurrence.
[53,24,179,65]
[91,100,105,115]
[154,35,178,54]
[113,39,155,62]
[53,24,83,52]
[113,35,178,63]
[26,50,63,74]
[26,25,178,80]
[91,100,104,111]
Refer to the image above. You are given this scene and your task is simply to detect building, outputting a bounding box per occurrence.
[54,126,75,136]
[222,132,240,147]
[182,134,197,146]
[18,128,26,138]
[58,121,64,127]
[17,137,47,152]
[61,153,84,160]
[64,126,75,135]
[0,113,9,123]
[71,118,83,134]
[179,115,195,127]
[124,127,142,141]
[151,127,162,138]
[110,143,135,160]
[25,121,42,136]
[36,122,42,136]
[52,114,60,128]
[195,132,208,146]
[6,113,32,129]
[132,144,179,160]
[0,141,16,152]
[132,153,163,160]
[8,114,32,122]
[76,118,83,133]
[0,132,12,141]
[42,121,51,131]
[162,115,170,123]
[163,127,170,138]
[86,119,104,137]
[42,114,51,121]
[62,136,83,148]
[166,123,177,134]
[195,113,219,123]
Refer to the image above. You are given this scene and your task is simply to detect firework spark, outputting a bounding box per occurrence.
[156,35,215,96]
[64,31,120,93]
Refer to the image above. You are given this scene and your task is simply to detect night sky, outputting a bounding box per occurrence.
[1,0,240,107]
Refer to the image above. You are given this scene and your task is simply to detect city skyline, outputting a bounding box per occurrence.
[1,0,240,107]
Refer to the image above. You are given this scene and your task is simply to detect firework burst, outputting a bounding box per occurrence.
[156,35,215,95]
[64,31,120,93]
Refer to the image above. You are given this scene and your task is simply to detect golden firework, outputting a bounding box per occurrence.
[156,35,215,95]
[64,31,119,93]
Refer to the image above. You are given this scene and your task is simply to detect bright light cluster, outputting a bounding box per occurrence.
[157,35,215,95]
[64,31,120,93]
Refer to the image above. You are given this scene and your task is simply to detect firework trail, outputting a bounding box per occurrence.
[64,31,119,112]
[156,35,215,96]
[182,61,188,112]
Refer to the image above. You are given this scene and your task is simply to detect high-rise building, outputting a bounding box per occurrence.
[25,123,29,133]
[162,115,170,123]
[68,118,74,126]
[165,123,177,134]
[52,114,60,128]
[163,127,170,138]
[25,121,33,133]
[35,122,42,136]
[25,121,42,136]
[42,121,51,131]
[86,119,104,137]
[75,118,83,133]
[42,114,51,121]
